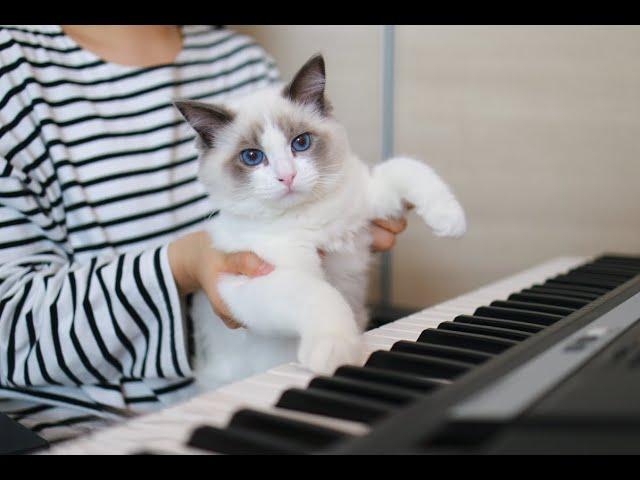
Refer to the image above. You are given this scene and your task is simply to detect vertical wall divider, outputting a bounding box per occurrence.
[378,25,395,309]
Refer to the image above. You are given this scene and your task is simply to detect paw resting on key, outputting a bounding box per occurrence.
[298,332,365,375]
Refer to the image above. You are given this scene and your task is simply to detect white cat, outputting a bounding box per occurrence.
[175,54,466,391]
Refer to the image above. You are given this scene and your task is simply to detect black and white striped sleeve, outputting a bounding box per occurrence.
[0,158,192,388]
[264,52,280,83]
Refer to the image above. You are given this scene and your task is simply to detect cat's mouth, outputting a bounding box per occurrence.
[276,187,309,206]
[280,186,298,197]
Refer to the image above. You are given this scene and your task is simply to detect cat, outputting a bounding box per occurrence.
[174,54,467,391]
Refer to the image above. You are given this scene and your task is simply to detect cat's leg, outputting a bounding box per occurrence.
[321,231,372,331]
[190,290,297,390]
[216,269,365,374]
[369,156,467,237]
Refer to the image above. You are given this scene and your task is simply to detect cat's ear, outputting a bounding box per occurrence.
[174,100,234,148]
[283,54,331,115]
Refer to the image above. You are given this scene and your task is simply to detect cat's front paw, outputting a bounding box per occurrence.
[422,196,467,238]
[298,333,365,375]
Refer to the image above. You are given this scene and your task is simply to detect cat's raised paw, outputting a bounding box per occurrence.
[298,333,365,375]
[422,197,467,238]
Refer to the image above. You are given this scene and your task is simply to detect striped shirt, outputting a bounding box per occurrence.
[0,25,279,443]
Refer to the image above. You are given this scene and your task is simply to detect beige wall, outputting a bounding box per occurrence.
[233,25,640,309]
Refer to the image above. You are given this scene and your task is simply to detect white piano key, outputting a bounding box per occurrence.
[363,336,397,348]
[217,382,282,408]
[432,303,477,314]
[393,317,443,330]
[404,313,444,325]
[268,362,315,381]
[249,371,311,389]
[376,322,426,334]
[366,327,420,341]
[176,396,238,415]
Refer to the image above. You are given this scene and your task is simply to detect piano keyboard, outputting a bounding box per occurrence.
[44,254,640,455]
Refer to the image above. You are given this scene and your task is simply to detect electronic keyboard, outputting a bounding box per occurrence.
[43,253,640,454]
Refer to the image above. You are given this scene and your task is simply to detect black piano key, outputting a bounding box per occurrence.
[453,314,545,334]
[508,292,590,309]
[438,321,533,341]
[584,266,640,279]
[276,387,392,424]
[595,253,640,260]
[542,281,610,296]
[593,255,640,267]
[333,365,444,394]
[522,287,600,301]
[592,258,640,270]
[228,409,348,450]
[551,273,622,289]
[583,257,640,267]
[567,272,634,284]
[418,328,518,354]
[391,339,493,364]
[570,266,637,279]
[308,375,419,406]
[557,271,626,283]
[473,306,562,326]
[187,424,304,454]
[366,350,473,380]
[562,271,629,283]
[365,350,474,381]
[576,260,640,270]
[490,300,576,316]
[532,283,607,297]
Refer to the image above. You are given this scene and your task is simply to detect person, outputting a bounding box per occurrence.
[0,25,408,442]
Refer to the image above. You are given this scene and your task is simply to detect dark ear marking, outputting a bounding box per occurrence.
[283,53,331,115]
[174,99,234,148]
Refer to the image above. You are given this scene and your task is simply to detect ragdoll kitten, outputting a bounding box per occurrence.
[175,54,466,391]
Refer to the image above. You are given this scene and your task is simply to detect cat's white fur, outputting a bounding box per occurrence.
[180,56,467,391]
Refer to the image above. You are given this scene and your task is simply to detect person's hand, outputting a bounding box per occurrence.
[369,216,408,252]
[370,201,414,252]
[168,231,274,329]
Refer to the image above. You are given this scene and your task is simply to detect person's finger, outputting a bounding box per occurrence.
[372,216,408,234]
[220,314,243,329]
[203,281,244,329]
[370,224,396,252]
[223,251,274,277]
[403,200,415,211]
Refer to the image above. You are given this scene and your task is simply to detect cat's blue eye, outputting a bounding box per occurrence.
[291,133,311,152]
[240,149,265,166]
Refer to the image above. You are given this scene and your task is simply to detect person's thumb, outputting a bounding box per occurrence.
[223,251,274,277]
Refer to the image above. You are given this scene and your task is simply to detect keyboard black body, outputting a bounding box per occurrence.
[0,412,48,455]
[174,253,640,455]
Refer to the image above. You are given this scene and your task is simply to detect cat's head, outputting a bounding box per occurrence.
[175,54,352,218]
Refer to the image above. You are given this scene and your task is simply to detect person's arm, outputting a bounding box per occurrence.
[0,158,271,388]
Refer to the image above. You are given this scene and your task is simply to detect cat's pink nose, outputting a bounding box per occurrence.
[278,173,296,189]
